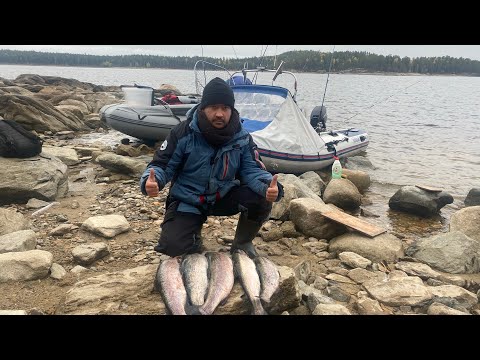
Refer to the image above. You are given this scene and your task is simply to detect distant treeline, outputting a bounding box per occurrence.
[0,49,479,76]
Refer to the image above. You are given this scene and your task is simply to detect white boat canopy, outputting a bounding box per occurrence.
[233,84,326,157]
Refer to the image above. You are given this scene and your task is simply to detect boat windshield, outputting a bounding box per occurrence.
[233,90,285,122]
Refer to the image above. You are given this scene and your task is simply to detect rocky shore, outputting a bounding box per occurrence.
[0,74,479,315]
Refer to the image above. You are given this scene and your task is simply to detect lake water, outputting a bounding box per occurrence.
[1,64,479,228]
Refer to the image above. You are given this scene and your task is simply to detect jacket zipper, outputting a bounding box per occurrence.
[222,153,229,179]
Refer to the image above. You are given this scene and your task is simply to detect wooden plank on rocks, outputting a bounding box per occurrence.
[320,210,386,237]
[415,184,442,192]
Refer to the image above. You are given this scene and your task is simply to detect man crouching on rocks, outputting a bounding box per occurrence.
[139,77,284,259]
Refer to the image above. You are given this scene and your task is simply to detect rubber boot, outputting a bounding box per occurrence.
[187,229,204,254]
[230,213,262,259]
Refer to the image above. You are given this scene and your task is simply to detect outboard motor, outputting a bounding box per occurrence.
[310,106,327,132]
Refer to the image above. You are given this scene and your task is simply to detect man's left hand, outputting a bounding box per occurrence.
[266,174,279,202]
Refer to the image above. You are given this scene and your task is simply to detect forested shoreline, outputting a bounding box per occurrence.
[1,49,479,76]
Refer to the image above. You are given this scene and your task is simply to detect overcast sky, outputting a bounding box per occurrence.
[1,45,479,60]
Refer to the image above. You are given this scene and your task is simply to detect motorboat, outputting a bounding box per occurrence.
[100,62,369,173]
[194,60,369,173]
[99,85,200,142]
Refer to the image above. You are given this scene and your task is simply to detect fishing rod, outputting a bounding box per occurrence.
[320,45,335,111]
[201,45,207,88]
[344,79,422,122]
[252,45,269,84]
[231,45,239,59]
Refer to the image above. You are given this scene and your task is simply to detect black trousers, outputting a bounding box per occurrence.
[154,185,272,257]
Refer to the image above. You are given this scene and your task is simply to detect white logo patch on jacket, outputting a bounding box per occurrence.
[160,140,168,150]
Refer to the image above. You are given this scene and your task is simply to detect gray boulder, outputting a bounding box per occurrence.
[0,230,36,254]
[289,198,346,240]
[388,185,453,217]
[329,232,404,263]
[96,153,147,177]
[298,171,326,195]
[341,168,371,193]
[450,206,480,242]
[0,209,30,236]
[323,178,362,210]
[344,156,376,171]
[0,250,53,282]
[464,188,480,207]
[406,231,480,274]
[0,94,88,133]
[0,156,68,205]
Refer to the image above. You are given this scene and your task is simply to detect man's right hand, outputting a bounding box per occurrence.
[145,168,160,197]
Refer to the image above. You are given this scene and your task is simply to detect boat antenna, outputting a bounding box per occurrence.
[320,45,335,111]
[273,45,278,68]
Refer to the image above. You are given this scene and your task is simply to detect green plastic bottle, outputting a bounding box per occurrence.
[331,156,342,179]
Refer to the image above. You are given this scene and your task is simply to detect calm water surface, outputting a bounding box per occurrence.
[1,65,478,236]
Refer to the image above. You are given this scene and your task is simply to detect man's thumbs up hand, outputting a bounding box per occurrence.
[145,168,159,197]
[266,174,278,202]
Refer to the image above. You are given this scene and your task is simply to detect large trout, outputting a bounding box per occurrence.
[154,257,188,315]
[232,250,267,315]
[198,252,234,315]
[181,253,209,308]
[254,256,280,305]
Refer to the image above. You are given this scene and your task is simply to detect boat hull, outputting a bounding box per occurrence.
[256,129,369,173]
[100,103,195,141]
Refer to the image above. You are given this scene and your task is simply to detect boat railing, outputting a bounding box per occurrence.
[194,59,298,101]
[228,61,297,101]
[194,60,234,94]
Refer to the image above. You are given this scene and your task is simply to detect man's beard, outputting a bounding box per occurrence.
[198,109,241,147]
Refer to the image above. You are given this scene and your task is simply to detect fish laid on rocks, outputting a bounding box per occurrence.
[181,253,209,307]
[198,252,234,315]
[254,256,280,305]
[154,257,188,315]
[232,250,267,315]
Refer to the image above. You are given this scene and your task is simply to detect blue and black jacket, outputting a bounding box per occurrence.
[140,105,284,214]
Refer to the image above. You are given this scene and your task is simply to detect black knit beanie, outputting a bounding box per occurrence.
[200,77,235,110]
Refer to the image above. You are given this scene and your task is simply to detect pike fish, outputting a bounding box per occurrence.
[181,253,209,307]
[254,256,280,305]
[154,257,188,315]
[198,252,234,315]
[232,250,267,315]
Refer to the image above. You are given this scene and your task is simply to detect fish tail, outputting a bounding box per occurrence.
[197,303,215,315]
[185,303,202,315]
[260,294,272,305]
[252,298,268,315]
